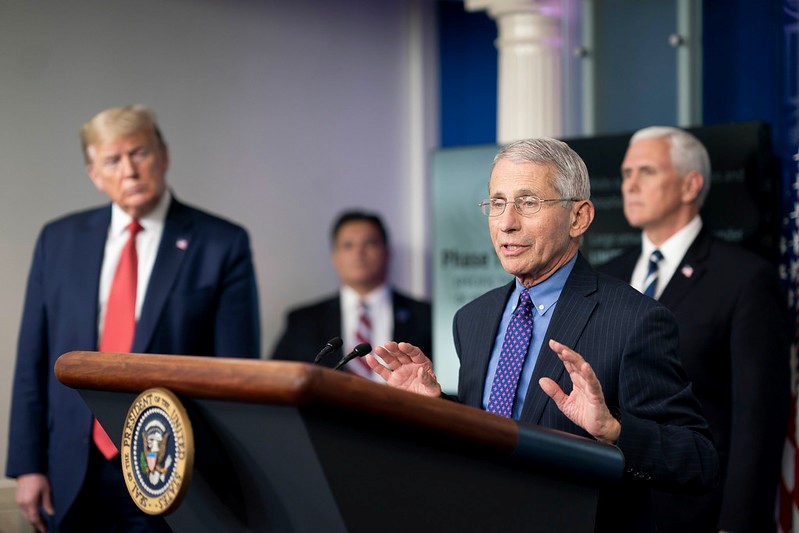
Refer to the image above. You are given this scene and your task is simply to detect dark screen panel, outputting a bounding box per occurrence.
[567,121,778,266]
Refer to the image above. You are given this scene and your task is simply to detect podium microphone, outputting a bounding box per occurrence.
[333,342,372,371]
[313,337,343,364]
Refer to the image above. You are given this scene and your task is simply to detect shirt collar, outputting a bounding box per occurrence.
[642,215,702,263]
[341,283,391,308]
[512,253,577,316]
[110,189,172,235]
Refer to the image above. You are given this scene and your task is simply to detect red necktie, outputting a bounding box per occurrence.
[93,219,143,460]
[348,301,375,378]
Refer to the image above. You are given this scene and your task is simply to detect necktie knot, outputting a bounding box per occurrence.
[128,219,143,236]
[643,249,663,298]
[516,288,533,314]
[649,249,663,265]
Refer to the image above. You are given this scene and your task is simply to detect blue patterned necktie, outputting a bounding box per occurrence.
[487,289,534,418]
[643,249,664,299]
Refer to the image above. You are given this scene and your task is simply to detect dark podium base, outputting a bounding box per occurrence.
[57,355,622,533]
[85,390,600,532]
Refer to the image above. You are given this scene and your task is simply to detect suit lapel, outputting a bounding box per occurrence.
[595,246,639,283]
[314,297,344,367]
[133,199,192,352]
[324,297,343,343]
[519,254,598,424]
[391,292,413,340]
[658,229,709,308]
[477,283,514,393]
[456,282,513,409]
[78,207,112,349]
[615,247,640,282]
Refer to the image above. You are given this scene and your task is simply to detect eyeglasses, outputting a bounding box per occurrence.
[479,196,580,217]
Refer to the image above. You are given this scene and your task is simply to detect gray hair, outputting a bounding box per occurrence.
[630,126,711,205]
[491,137,591,202]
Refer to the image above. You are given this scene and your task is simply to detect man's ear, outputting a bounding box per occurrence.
[681,170,704,204]
[570,200,595,238]
[330,246,343,275]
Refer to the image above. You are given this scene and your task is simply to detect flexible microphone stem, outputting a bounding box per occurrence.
[313,337,343,364]
[333,342,372,371]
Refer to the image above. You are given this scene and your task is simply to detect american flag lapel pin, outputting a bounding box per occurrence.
[681,264,694,278]
[176,238,189,251]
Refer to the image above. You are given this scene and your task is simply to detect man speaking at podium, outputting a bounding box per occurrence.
[367,138,718,531]
[6,105,260,532]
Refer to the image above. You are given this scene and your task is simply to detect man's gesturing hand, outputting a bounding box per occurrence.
[538,339,621,444]
[367,341,441,397]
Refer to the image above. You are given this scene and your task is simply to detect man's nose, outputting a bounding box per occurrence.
[118,155,137,177]
[497,203,520,231]
[622,173,638,192]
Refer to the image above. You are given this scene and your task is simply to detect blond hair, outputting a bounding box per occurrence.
[80,105,165,164]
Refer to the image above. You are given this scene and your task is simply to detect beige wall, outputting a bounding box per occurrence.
[0,0,438,505]
[0,483,29,532]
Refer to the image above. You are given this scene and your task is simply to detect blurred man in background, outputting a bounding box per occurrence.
[6,105,260,532]
[271,210,431,378]
[599,126,790,532]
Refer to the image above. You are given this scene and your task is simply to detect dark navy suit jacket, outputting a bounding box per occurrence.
[598,229,790,532]
[453,253,718,531]
[270,291,432,366]
[6,197,260,524]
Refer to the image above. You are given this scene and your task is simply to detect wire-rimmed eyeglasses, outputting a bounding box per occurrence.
[478,196,580,217]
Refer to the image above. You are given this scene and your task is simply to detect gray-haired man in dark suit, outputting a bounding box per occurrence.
[367,137,718,532]
[599,126,789,533]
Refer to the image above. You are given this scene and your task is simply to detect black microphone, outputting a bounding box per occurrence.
[333,342,372,371]
[313,337,343,364]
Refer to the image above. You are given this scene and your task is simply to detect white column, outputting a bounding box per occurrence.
[466,0,563,144]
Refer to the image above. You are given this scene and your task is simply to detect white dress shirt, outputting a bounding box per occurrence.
[340,283,392,382]
[97,190,171,336]
[631,215,702,299]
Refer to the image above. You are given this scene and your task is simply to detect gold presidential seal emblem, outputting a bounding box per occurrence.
[121,387,194,515]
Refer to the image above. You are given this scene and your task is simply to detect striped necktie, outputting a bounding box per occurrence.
[643,249,664,299]
[348,301,375,378]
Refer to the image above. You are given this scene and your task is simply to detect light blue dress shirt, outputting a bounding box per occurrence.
[481,254,577,419]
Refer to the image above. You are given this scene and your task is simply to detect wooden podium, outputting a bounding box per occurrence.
[55,352,624,532]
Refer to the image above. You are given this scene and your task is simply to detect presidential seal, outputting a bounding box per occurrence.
[121,387,194,515]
